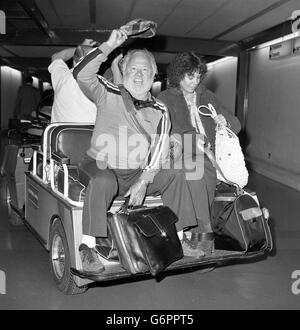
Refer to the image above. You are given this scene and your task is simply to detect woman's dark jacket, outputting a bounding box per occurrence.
[158,84,241,153]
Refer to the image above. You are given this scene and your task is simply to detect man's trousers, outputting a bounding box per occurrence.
[78,154,211,237]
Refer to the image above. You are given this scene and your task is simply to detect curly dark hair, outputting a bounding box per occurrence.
[167,52,207,87]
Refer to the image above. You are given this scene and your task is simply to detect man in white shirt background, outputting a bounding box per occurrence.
[49,39,97,123]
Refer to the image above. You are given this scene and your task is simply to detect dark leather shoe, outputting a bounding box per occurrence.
[181,234,205,258]
[191,232,215,256]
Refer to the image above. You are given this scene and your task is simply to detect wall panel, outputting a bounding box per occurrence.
[245,46,300,190]
[205,57,238,114]
[0,66,22,129]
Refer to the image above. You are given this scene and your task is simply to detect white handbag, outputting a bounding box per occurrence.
[198,104,248,188]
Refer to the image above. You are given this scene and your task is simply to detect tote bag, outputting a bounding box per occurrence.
[198,103,248,188]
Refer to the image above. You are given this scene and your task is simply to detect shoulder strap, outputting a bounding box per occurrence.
[119,85,151,144]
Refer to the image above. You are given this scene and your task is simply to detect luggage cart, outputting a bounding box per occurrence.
[23,123,272,295]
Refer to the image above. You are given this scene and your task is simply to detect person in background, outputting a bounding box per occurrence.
[49,39,123,123]
[158,52,241,254]
[14,76,41,120]
[49,39,98,123]
[73,29,207,275]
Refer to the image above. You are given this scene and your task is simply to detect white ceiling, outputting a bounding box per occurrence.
[0,0,299,80]
[33,0,299,40]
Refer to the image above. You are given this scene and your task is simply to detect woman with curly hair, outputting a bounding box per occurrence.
[158,52,241,255]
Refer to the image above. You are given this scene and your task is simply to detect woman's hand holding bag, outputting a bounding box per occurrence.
[198,103,248,188]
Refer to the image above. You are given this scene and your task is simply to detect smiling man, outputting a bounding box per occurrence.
[73,29,204,274]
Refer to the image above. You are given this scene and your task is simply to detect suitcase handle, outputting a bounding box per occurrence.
[117,197,146,214]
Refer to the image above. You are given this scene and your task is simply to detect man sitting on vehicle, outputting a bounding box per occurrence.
[73,29,206,275]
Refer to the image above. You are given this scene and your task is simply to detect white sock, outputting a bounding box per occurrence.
[177,230,183,241]
[82,234,96,248]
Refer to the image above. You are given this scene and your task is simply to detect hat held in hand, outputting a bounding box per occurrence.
[121,18,157,38]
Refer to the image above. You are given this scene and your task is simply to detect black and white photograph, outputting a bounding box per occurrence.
[0,0,300,314]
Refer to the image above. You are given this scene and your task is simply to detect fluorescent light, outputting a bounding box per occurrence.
[207,56,235,69]
[256,31,300,49]
[43,82,51,90]
[2,65,20,75]
[32,76,39,88]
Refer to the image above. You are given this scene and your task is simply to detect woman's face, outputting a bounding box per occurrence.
[179,71,201,94]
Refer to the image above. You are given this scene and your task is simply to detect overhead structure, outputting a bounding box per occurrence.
[0,0,297,80]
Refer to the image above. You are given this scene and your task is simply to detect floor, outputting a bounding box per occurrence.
[0,156,300,309]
